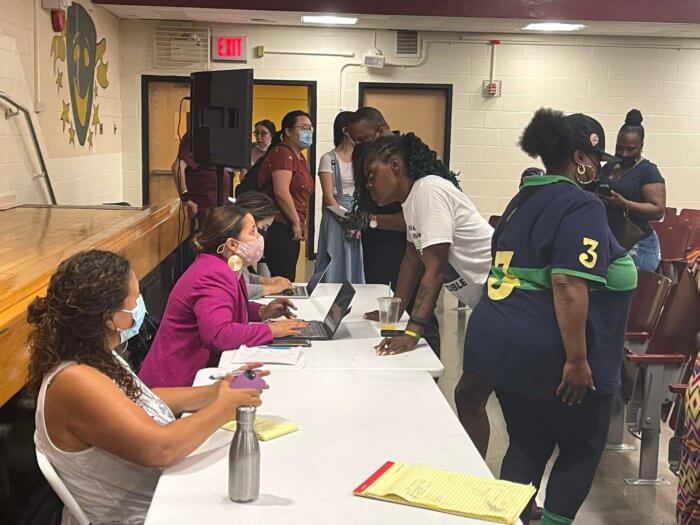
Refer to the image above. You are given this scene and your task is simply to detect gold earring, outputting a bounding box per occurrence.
[227,254,244,273]
[577,164,586,176]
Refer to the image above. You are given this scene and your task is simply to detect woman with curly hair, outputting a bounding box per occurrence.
[359,133,492,354]
[29,250,268,524]
[464,109,637,524]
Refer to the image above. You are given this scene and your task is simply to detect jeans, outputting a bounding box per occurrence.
[631,231,661,273]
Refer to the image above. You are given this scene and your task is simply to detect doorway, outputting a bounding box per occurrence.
[141,76,318,270]
[358,82,453,163]
[253,80,317,272]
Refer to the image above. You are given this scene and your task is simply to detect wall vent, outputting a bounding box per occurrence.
[154,23,210,69]
[395,30,420,57]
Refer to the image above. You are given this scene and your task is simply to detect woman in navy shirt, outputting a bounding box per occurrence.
[464,109,637,525]
[599,109,666,272]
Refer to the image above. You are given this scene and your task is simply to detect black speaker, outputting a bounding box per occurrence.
[190,69,253,168]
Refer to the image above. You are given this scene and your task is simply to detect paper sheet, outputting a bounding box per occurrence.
[222,416,298,441]
[357,462,535,524]
[224,346,302,366]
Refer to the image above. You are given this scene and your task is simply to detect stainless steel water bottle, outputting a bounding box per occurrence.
[228,406,260,502]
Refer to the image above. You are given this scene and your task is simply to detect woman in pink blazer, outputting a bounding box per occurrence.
[139,205,307,387]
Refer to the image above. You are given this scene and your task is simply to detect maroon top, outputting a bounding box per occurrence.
[177,134,231,210]
[258,143,314,227]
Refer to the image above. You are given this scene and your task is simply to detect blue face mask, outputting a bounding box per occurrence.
[118,294,147,344]
[297,129,313,149]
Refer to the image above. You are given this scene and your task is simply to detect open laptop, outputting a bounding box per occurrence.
[275,282,356,341]
[266,253,332,299]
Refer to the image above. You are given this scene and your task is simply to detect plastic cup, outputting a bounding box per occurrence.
[378,297,401,333]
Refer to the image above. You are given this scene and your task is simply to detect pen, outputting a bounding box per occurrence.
[208,371,245,381]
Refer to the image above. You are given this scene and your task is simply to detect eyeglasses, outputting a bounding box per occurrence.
[292,125,314,133]
[253,131,270,137]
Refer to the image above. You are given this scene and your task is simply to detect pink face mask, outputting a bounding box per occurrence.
[235,236,265,266]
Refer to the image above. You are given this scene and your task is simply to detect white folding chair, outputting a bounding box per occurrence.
[35,449,90,525]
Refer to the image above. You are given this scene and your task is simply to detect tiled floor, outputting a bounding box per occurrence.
[435,292,678,525]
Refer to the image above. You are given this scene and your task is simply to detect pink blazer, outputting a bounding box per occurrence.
[138,253,273,387]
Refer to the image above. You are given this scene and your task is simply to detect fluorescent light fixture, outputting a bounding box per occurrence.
[302,15,358,25]
[522,22,585,32]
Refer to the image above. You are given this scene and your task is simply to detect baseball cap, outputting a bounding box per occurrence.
[565,113,620,163]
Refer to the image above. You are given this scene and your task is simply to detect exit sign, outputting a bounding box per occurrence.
[212,34,247,62]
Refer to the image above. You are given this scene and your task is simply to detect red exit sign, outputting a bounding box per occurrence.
[212,34,248,62]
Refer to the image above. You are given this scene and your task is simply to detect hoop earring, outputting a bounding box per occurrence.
[576,163,586,176]
[227,254,244,273]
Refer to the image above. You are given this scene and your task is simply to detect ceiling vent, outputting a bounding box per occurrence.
[154,23,210,69]
[395,30,420,57]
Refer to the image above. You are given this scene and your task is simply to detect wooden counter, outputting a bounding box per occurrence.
[0,200,189,406]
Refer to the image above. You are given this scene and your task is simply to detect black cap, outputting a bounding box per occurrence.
[565,113,620,163]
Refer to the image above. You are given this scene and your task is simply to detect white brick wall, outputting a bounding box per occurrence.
[119,24,700,218]
[0,0,123,206]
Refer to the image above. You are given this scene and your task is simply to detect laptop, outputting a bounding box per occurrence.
[266,253,332,299]
[275,282,356,341]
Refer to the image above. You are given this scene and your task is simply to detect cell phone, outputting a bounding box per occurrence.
[598,184,612,197]
[269,339,311,347]
[229,370,268,390]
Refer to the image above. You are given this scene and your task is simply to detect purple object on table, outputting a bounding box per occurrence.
[230,370,268,390]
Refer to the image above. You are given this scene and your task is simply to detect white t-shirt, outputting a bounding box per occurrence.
[402,175,493,307]
[318,151,355,196]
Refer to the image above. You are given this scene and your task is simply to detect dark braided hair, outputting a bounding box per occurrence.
[351,133,460,214]
[26,250,141,400]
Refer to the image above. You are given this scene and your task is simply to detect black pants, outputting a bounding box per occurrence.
[496,390,613,523]
[264,222,300,281]
[362,228,441,357]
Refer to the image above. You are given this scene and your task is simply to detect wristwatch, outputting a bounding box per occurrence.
[369,214,378,229]
[180,191,192,203]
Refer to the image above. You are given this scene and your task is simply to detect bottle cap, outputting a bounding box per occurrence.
[236,405,256,425]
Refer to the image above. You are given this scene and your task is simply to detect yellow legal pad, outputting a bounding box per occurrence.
[222,417,298,441]
[353,461,535,524]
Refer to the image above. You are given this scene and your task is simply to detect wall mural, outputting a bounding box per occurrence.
[51,2,109,148]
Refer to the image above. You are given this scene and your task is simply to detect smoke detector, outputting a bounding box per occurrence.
[362,47,385,69]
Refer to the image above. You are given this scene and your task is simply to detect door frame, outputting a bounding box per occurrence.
[140,76,318,259]
[358,82,453,165]
[141,74,191,207]
[254,79,318,259]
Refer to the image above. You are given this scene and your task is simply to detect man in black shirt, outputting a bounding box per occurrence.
[348,108,441,356]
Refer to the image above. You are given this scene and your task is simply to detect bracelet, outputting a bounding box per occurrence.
[404,329,422,340]
[180,191,192,202]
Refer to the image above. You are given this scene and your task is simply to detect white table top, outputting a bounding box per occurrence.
[234,284,444,378]
[146,369,512,525]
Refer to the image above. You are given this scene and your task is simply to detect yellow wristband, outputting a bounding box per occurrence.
[404,330,422,340]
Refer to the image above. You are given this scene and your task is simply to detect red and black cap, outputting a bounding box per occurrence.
[565,113,620,163]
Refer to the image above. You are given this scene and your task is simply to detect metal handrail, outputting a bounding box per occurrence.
[0,91,57,204]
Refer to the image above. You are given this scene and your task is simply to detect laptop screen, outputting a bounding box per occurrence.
[306,253,332,295]
[323,282,356,334]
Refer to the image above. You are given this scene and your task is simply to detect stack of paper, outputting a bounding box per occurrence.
[354,461,535,524]
[222,417,298,441]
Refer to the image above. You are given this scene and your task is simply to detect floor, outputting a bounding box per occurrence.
[434,292,679,525]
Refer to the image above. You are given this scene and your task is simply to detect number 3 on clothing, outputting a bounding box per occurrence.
[488,251,520,301]
[579,237,599,269]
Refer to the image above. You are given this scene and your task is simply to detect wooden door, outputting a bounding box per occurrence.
[147,82,190,203]
[360,84,452,162]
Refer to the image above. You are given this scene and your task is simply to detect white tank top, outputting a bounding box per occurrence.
[34,352,176,525]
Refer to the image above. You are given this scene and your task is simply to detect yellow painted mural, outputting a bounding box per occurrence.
[51,3,109,148]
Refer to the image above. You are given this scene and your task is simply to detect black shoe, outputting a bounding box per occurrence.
[531,504,544,521]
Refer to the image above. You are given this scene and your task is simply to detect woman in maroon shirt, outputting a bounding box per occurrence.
[257,110,314,281]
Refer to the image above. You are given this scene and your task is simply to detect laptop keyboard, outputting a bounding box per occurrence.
[298,321,327,338]
[282,286,306,296]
